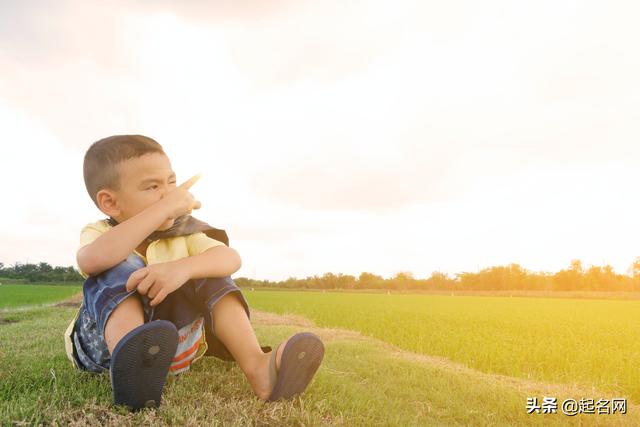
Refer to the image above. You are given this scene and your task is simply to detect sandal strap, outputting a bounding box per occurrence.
[268,341,283,388]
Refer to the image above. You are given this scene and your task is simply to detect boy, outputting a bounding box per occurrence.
[64,135,324,410]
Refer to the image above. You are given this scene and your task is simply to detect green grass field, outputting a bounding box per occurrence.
[245,290,640,403]
[1,285,637,425]
[0,284,81,310]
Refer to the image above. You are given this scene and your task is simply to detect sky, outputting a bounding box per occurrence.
[1,0,640,281]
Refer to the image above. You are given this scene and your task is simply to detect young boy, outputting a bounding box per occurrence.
[64,135,324,410]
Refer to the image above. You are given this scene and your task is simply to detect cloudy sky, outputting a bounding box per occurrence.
[1,1,640,281]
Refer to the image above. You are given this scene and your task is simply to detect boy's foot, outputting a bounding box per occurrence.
[258,332,324,401]
[110,320,178,411]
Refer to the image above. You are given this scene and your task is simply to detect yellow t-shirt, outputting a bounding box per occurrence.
[75,219,226,278]
[64,219,227,370]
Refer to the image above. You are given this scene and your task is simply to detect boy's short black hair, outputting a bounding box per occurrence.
[83,135,165,208]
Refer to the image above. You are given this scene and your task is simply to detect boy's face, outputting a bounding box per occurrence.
[98,152,177,231]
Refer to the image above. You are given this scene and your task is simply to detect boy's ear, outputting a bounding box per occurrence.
[96,189,121,217]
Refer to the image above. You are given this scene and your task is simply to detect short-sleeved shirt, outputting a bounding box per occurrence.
[75,219,226,278]
[64,218,227,374]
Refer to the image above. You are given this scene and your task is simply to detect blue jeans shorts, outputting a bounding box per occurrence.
[70,253,251,373]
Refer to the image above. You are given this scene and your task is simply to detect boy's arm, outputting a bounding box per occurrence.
[76,203,169,276]
[126,245,242,307]
[178,245,242,279]
[77,173,201,277]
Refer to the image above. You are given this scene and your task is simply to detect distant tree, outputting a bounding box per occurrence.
[553,259,585,291]
[426,271,455,290]
[335,273,357,289]
[570,259,584,274]
[38,262,52,273]
[357,272,384,289]
[629,257,640,278]
[393,271,415,290]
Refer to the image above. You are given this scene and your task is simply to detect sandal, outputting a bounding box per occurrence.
[266,332,325,401]
[110,320,178,410]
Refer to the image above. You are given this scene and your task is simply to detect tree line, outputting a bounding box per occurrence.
[3,259,640,292]
[0,262,84,283]
[239,258,640,292]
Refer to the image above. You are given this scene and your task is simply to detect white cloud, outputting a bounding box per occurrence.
[1,0,640,279]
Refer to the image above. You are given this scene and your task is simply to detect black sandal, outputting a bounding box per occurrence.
[110,320,178,410]
[266,332,325,401]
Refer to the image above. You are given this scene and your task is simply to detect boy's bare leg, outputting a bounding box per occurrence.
[104,295,145,355]
[211,292,291,400]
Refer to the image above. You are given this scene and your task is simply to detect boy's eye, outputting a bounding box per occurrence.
[147,182,175,190]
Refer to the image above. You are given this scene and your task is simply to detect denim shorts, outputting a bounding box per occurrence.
[71,253,251,373]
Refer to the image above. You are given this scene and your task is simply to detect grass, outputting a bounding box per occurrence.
[0,284,81,310]
[243,290,640,404]
[0,286,637,425]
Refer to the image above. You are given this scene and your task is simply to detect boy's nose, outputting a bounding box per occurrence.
[159,185,170,197]
[159,181,176,198]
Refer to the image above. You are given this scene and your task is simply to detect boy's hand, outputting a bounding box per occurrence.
[159,173,203,220]
[126,261,191,306]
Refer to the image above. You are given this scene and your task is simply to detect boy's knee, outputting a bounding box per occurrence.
[109,294,144,321]
[84,254,146,296]
[98,253,146,282]
[83,254,148,333]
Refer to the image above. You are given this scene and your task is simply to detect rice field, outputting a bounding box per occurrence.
[0,284,81,310]
[244,290,640,404]
[1,284,638,424]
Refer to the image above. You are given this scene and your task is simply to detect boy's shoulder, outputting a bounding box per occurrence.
[78,219,112,252]
[80,219,112,234]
